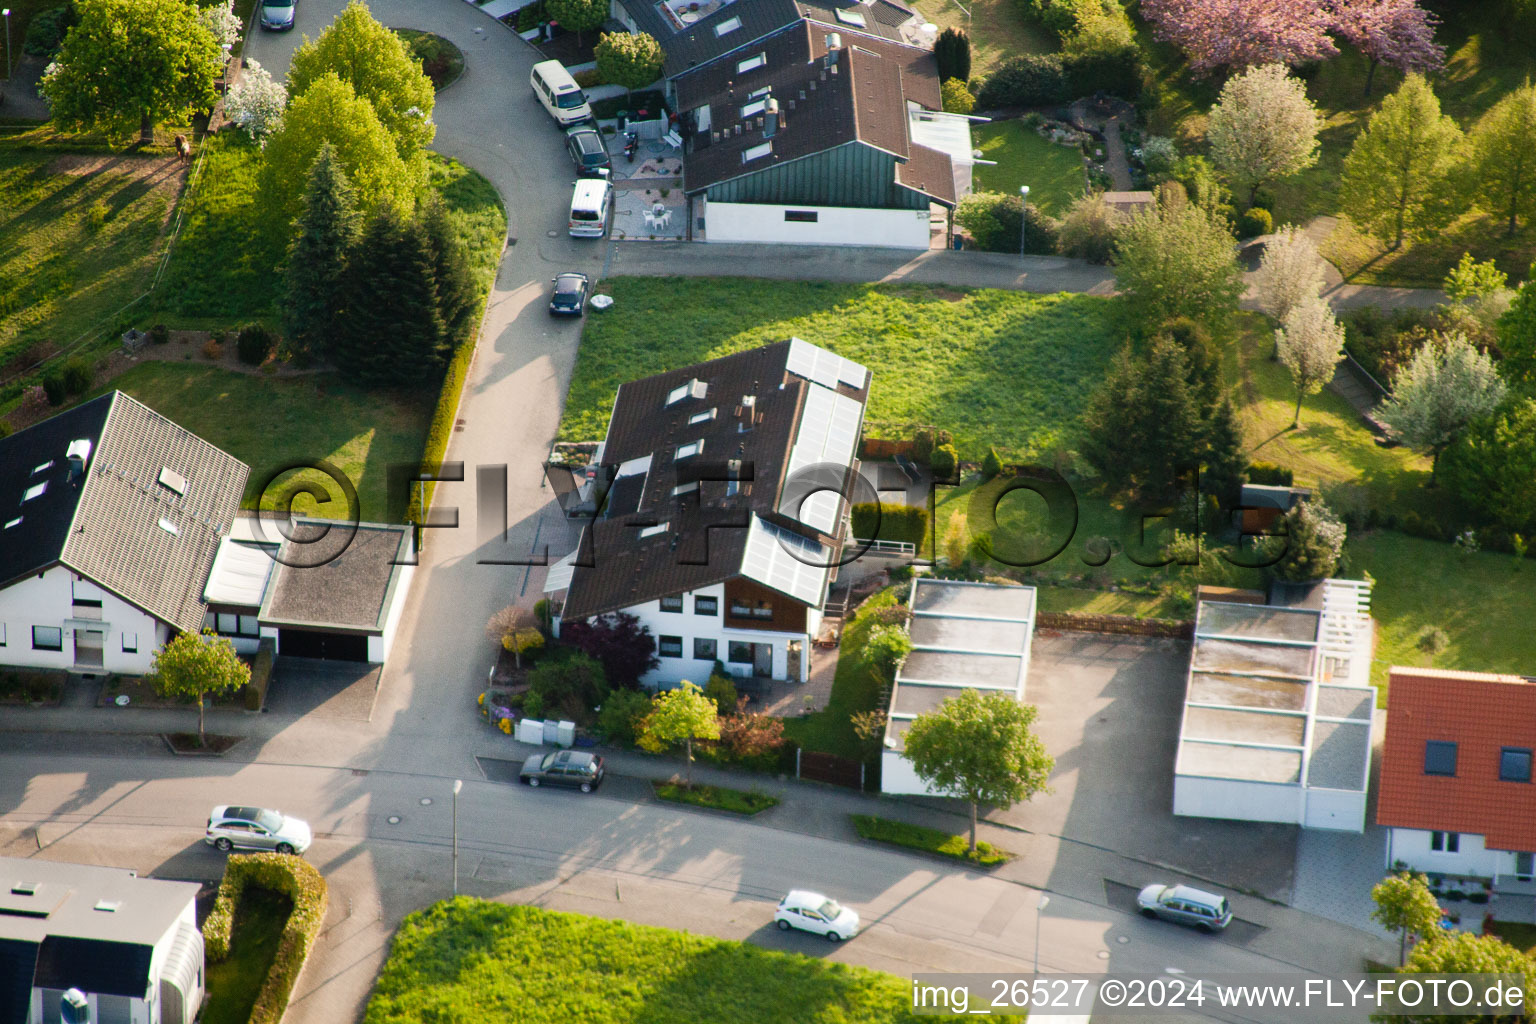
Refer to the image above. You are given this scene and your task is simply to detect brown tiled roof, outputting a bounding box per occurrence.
[677,22,947,200]
[1376,667,1536,851]
[896,142,955,205]
[562,341,869,620]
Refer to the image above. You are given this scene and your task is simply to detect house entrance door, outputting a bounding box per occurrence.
[1517,852,1533,880]
[73,628,105,669]
[753,642,773,677]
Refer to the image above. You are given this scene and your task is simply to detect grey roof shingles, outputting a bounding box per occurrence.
[259,521,412,633]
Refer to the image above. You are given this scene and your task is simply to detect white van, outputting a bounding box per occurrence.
[568,179,612,237]
[531,60,592,126]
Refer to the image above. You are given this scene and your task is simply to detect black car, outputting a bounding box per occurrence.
[520,750,605,791]
[548,272,589,316]
[565,126,612,178]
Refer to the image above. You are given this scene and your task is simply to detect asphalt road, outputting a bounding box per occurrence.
[1,750,1369,1024]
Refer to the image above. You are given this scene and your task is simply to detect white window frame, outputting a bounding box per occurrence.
[676,440,704,460]
[714,14,741,36]
[741,99,767,118]
[737,53,766,74]
[122,632,138,654]
[742,142,772,163]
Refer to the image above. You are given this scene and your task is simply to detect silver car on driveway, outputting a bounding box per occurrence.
[205,805,313,854]
[1137,883,1232,933]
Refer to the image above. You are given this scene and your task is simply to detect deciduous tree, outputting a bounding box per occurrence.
[224,58,287,142]
[41,0,224,143]
[1275,294,1346,426]
[1113,193,1245,331]
[1465,84,1536,237]
[1206,64,1322,207]
[545,0,607,47]
[282,143,360,360]
[1395,930,1536,1018]
[196,0,241,52]
[1375,332,1507,484]
[1056,191,1120,263]
[151,630,251,747]
[1497,272,1536,391]
[560,612,660,688]
[487,605,544,668]
[1370,871,1444,966]
[1331,0,1444,97]
[1140,0,1337,75]
[637,681,721,783]
[594,31,664,101]
[1338,74,1462,250]
[1271,497,1346,581]
[258,72,418,236]
[1441,398,1536,536]
[902,688,1054,853]
[287,0,436,159]
[1252,224,1329,324]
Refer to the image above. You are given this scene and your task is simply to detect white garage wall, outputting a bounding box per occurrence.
[881,750,939,796]
[1173,775,1303,825]
[704,201,931,249]
[1302,787,1368,832]
[375,534,417,663]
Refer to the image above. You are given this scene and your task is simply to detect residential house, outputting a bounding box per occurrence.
[545,338,869,688]
[0,856,203,1024]
[609,0,976,246]
[1172,578,1377,831]
[1377,668,1536,890]
[0,392,248,675]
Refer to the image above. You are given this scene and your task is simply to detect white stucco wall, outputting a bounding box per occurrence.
[0,566,165,674]
[703,200,931,249]
[374,533,417,663]
[612,581,811,688]
[881,749,940,796]
[1173,775,1304,825]
[1385,828,1530,880]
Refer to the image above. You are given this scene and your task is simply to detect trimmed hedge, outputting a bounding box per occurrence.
[976,48,1142,109]
[850,503,930,546]
[203,853,328,1024]
[243,638,276,712]
[1247,461,1294,487]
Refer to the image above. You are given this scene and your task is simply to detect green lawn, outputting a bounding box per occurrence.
[783,588,897,759]
[363,899,954,1023]
[0,145,179,367]
[911,0,1054,77]
[562,279,1121,457]
[970,121,1086,215]
[850,814,1012,866]
[202,887,293,1024]
[86,362,432,522]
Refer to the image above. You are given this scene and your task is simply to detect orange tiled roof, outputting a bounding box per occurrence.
[1376,667,1536,851]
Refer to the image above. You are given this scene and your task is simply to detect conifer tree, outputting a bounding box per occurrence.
[333,208,444,387]
[283,144,360,360]
[418,196,479,353]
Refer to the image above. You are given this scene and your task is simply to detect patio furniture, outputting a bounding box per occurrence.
[663,128,683,149]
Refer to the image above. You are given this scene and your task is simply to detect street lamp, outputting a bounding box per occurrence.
[452,779,463,895]
[1033,892,1049,975]
[1019,185,1031,258]
[3,10,12,83]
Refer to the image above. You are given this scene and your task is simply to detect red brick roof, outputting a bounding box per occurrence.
[1376,668,1536,851]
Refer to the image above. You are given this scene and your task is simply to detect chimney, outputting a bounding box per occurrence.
[826,32,841,57]
[65,439,92,484]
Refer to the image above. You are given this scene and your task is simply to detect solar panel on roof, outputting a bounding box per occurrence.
[785,338,867,391]
[780,385,863,533]
[741,516,830,606]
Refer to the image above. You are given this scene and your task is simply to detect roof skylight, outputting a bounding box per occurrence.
[676,440,704,460]
[639,522,670,538]
[742,142,773,163]
[158,467,187,495]
[22,482,46,502]
[158,517,179,536]
[32,461,53,475]
[714,15,741,35]
[835,8,867,26]
[737,53,766,74]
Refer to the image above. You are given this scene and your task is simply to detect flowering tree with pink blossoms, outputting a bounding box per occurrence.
[1330,0,1445,96]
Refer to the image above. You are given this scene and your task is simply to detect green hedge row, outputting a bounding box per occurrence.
[242,638,276,712]
[203,853,329,1024]
[976,48,1142,109]
[850,503,930,546]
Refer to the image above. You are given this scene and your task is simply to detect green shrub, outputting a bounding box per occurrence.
[202,853,327,1024]
[955,192,1058,254]
[150,323,170,344]
[533,597,552,630]
[850,814,1011,865]
[929,443,959,480]
[976,48,1142,109]
[941,77,976,115]
[1237,207,1273,238]
[244,639,275,711]
[42,373,67,406]
[1340,308,1437,385]
[237,324,276,365]
[60,358,92,395]
[982,447,1004,478]
[912,427,952,462]
[23,3,75,58]
[86,200,111,232]
[1247,461,1293,486]
[1250,187,1277,211]
[703,673,739,715]
[652,780,778,815]
[596,688,651,746]
[849,503,930,546]
[527,652,608,724]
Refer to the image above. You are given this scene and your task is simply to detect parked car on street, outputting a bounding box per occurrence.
[774,890,860,941]
[259,0,296,30]
[548,272,589,316]
[205,806,313,854]
[1136,883,1232,933]
[520,750,605,791]
[565,126,612,178]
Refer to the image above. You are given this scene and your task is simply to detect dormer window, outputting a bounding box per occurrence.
[676,440,704,460]
[22,482,46,502]
[666,378,708,405]
[689,408,717,425]
[742,99,767,118]
[639,522,669,538]
[714,14,741,35]
[737,53,766,74]
[742,142,772,163]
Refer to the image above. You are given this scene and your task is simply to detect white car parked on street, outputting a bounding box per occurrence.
[774,890,860,941]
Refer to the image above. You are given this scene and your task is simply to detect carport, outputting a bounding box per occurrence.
[256,519,417,664]
[881,578,1036,796]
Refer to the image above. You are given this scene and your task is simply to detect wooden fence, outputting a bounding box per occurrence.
[796,750,865,790]
[1035,611,1194,640]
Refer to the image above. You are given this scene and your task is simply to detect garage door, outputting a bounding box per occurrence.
[278,629,370,661]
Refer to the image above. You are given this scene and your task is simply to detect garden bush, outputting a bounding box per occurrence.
[243,639,275,711]
[150,322,170,344]
[1237,207,1273,239]
[23,4,75,58]
[982,447,1004,478]
[202,853,327,1024]
[1340,307,1439,386]
[41,373,66,406]
[849,503,930,546]
[596,688,651,746]
[955,193,1058,254]
[1247,461,1294,486]
[912,427,952,462]
[60,358,92,395]
[976,48,1142,109]
[203,339,223,360]
[929,443,959,481]
[703,673,739,715]
[237,324,276,365]
[526,652,608,724]
[1055,192,1119,263]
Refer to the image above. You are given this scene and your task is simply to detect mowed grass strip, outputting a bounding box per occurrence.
[0,147,181,361]
[201,887,293,1024]
[563,278,1121,457]
[850,814,1012,867]
[363,899,948,1024]
[89,362,431,522]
